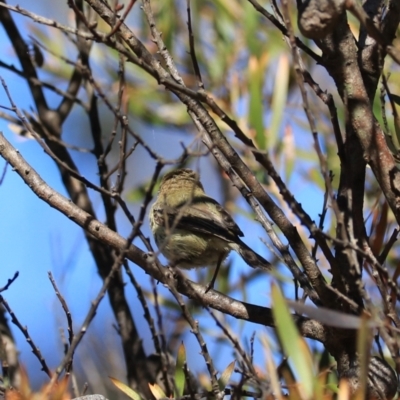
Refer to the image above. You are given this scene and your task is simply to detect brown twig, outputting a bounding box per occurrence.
[0,295,52,378]
[0,272,18,293]
[48,272,74,372]
[186,0,204,90]
[106,0,137,38]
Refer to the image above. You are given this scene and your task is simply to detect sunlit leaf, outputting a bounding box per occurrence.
[283,124,295,182]
[356,315,372,400]
[248,56,265,149]
[218,360,235,390]
[260,335,284,400]
[338,378,351,400]
[110,377,142,400]
[148,384,167,400]
[269,54,289,150]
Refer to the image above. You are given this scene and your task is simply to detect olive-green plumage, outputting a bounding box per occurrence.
[149,169,271,287]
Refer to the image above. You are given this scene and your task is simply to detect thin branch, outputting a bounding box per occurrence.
[123,261,173,397]
[246,0,321,62]
[105,0,137,38]
[0,295,52,378]
[186,0,204,90]
[378,228,399,264]
[50,221,139,386]
[0,272,19,293]
[48,272,74,372]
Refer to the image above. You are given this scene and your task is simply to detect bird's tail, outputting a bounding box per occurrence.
[236,241,272,271]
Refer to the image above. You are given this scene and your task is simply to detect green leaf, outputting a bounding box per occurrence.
[174,342,186,398]
[218,360,235,391]
[243,1,261,56]
[325,382,339,394]
[271,283,314,399]
[248,56,265,149]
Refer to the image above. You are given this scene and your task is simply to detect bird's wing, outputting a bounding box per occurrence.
[153,195,244,241]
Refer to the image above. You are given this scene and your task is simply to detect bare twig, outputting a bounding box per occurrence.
[0,295,52,378]
[186,0,204,90]
[48,272,74,372]
[0,273,18,293]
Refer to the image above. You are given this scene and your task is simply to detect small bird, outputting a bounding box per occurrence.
[149,168,272,290]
